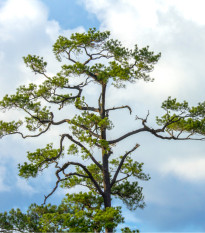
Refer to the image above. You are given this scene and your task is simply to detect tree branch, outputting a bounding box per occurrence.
[63,172,89,179]
[8,122,52,139]
[44,159,104,204]
[105,105,132,115]
[111,143,140,187]
[75,105,100,112]
[115,174,131,184]
[108,128,147,144]
[148,128,205,141]
[66,50,77,64]
[65,134,103,170]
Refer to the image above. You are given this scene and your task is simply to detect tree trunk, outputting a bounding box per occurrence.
[100,83,113,233]
[103,153,113,233]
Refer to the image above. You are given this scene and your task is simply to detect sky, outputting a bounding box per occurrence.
[0,0,205,231]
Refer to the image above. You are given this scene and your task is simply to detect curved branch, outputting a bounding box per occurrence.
[44,160,104,204]
[43,135,66,163]
[66,161,104,196]
[43,162,90,204]
[65,134,103,170]
[108,128,147,144]
[43,177,64,204]
[8,122,52,139]
[109,112,205,144]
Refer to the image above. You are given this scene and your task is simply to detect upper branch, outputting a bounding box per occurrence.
[75,105,99,112]
[109,107,205,145]
[147,128,205,141]
[105,105,132,115]
[83,46,113,65]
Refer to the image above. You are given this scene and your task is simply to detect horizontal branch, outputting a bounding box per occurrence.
[63,172,89,179]
[148,128,205,141]
[75,105,100,112]
[105,105,132,114]
[8,122,52,139]
[109,110,205,145]
[41,88,82,109]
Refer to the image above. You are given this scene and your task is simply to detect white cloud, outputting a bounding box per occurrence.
[0,0,84,95]
[81,0,205,108]
[160,157,205,181]
[0,0,87,171]
[16,177,37,194]
[0,0,47,25]
[164,0,205,26]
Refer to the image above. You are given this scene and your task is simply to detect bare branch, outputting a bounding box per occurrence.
[109,110,205,145]
[108,128,147,145]
[106,105,132,115]
[43,161,64,204]
[115,174,131,184]
[76,105,100,112]
[136,111,149,127]
[43,158,103,204]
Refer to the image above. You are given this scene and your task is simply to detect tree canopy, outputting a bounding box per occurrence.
[0,28,204,232]
[0,192,128,232]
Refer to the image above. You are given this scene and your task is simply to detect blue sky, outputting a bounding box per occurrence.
[0,0,205,232]
[41,0,99,30]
